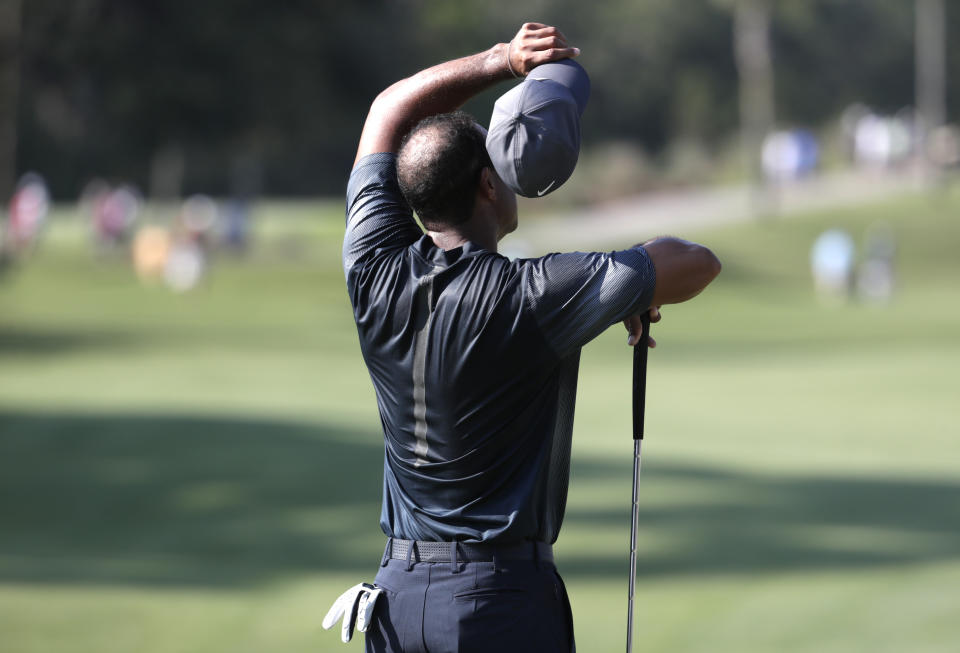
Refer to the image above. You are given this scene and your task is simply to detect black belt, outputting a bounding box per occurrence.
[384,538,553,564]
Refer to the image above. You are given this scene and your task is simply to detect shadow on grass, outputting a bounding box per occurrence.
[0,328,143,356]
[562,458,960,580]
[2,410,958,588]
[0,410,386,587]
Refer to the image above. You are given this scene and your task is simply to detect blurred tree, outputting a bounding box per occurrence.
[0,0,21,202]
[916,0,946,175]
[770,0,915,124]
[17,0,417,197]
[733,0,774,194]
[10,0,959,198]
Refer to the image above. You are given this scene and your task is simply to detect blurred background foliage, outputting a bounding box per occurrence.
[12,0,959,198]
[3,2,960,652]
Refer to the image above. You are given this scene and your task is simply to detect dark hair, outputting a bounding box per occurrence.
[396,111,492,229]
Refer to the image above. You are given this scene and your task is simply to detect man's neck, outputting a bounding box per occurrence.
[427,215,499,253]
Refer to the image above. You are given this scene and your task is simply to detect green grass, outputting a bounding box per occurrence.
[1,187,959,652]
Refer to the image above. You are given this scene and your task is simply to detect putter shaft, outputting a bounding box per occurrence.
[627,315,650,653]
[626,438,642,653]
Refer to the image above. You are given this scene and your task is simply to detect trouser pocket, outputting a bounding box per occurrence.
[449,565,572,653]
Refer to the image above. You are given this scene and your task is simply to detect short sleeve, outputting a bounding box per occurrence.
[523,247,656,357]
[343,153,423,273]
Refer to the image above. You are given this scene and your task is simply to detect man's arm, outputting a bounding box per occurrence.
[644,237,721,306]
[623,237,721,346]
[354,23,579,165]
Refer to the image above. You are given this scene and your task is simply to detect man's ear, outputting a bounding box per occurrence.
[478,167,498,202]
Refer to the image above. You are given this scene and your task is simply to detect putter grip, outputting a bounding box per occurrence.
[632,314,650,440]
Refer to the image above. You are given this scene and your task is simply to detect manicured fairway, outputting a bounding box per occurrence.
[1,187,958,652]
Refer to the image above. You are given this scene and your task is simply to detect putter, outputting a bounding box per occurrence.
[626,313,650,653]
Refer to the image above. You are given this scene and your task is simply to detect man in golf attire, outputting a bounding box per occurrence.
[341,23,720,653]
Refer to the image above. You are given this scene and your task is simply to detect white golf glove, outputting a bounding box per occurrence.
[322,582,384,643]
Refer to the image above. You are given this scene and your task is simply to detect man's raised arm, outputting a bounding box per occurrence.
[354,23,579,165]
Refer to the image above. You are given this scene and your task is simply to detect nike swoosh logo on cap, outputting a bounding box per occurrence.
[537,180,556,196]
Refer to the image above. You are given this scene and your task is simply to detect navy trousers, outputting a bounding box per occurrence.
[365,555,576,652]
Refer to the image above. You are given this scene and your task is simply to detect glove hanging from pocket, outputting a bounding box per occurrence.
[322,582,384,643]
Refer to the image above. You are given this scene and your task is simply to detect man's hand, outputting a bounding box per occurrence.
[624,306,661,348]
[507,23,580,77]
[354,23,579,164]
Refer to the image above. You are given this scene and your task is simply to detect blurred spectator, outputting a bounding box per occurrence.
[131,225,172,283]
[841,103,870,161]
[163,238,205,292]
[222,199,251,253]
[79,178,109,224]
[857,223,896,304]
[926,124,960,170]
[179,194,219,250]
[222,155,261,253]
[4,173,50,255]
[155,194,219,292]
[762,129,819,182]
[83,181,143,252]
[811,228,855,304]
[853,111,914,168]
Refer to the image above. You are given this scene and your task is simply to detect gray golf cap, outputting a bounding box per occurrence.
[486,59,590,198]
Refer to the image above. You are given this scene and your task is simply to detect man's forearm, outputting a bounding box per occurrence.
[379,44,512,125]
[353,23,578,164]
[354,44,511,162]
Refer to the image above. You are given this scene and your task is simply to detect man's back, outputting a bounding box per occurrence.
[345,153,656,545]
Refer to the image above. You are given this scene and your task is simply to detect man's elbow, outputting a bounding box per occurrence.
[689,245,721,296]
[365,81,418,137]
[702,246,722,283]
[369,86,396,116]
[371,78,412,114]
[643,237,721,305]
